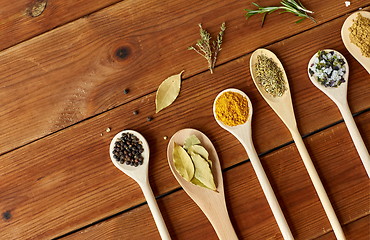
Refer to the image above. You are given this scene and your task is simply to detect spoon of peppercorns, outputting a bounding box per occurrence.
[109,130,171,240]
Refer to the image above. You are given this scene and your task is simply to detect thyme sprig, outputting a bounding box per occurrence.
[188,22,226,74]
[245,0,316,27]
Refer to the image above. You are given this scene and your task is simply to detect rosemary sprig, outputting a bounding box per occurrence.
[188,22,226,74]
[245,0,316,27]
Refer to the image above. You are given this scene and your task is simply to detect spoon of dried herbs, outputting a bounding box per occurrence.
[308,49,370,178]
[250,48,346,240]
[109,130,171,240]
[167,128,238,240]
[341,11,370,74]
[213,88,294,240]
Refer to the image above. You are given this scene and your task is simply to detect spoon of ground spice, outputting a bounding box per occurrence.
[109,130,171,240]
[167,128,238,240]
[213,88,294,240]
[308,49,370,178]
[341,11,370,74]
[250,49,346,240]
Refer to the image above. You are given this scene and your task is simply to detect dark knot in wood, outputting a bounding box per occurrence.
[114,47,131,61]
[29,0,47,17]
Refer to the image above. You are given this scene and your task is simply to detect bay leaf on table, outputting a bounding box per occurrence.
[173,142,194,181]
[155,71,184,113]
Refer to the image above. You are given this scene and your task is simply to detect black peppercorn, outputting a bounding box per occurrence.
[147,116,152,122]
[124,89,129,94]
[133,110,138,115]
[112,132,145,168]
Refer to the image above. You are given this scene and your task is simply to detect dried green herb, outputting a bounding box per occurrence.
[255,54,287,97]
[155,71,184,113]
[188,22,226,74]
[183,134,201,150]
[173,135,217,191]
[245,0,315,27]
[190,153,216,191]
[173,142,194,181]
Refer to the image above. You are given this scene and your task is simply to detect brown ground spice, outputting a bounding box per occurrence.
[349,13,370,58]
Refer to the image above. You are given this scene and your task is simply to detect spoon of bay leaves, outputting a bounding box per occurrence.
[250,48,345,240]
[213,88,293,240]
[341,11,370,74]
[110,130,171,240]
[167,128,238,240]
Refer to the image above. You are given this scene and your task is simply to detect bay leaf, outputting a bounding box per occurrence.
[173,142,194,181]
[183,134,201,150]
[190,177,209,189]
[155,71,184,113]
[188,144,212,168]
[190,153,216,191]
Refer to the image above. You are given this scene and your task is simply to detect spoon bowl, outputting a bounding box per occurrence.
[109,130,150,182]
[213,88,293,240]
[250,49,296,128]
[308,50,370,178]
[307,49,349,106]
[110,130,171,240]
[250,49,346,240]
[167,128,238,240]
[341,11,370,74]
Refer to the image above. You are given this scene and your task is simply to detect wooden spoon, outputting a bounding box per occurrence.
[110,130,171,240]
[213,88,293,240]
[250,48,346,240]
[167,128,238,240]
[308,49,370,178]
[341,11,370,74]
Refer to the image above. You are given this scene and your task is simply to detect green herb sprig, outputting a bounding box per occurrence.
[188,22,226,74]
[245,0,316,27]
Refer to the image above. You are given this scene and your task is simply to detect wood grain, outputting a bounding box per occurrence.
[0,0,123,51]
[0,1,368,155]
[0,45,368,238]
[0,0,369,239]
[60,112,370,240]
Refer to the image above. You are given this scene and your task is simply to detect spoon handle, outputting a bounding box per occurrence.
[139,180,171,240]
[242,141,294,240]
[337,102,370,178]
[290,129,346,240]
[203,198,239,240]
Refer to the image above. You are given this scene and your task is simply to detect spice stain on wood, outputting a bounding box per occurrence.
[28,0,47,17]
[51,87,89,131]
[3,211,11,221]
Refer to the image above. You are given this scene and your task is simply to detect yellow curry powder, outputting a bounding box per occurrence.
[215,91,249,127]
[349,13,370,58]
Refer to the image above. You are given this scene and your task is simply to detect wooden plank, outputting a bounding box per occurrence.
[60,112,370,240]
[0,1,368,155]
[0,0,123,51]
[316,216,370,240]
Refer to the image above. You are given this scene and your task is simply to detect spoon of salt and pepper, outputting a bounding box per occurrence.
[308,49,370,178]
[109,130,171,240]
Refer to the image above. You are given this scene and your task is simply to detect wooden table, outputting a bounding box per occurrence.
[0,0,369,239]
